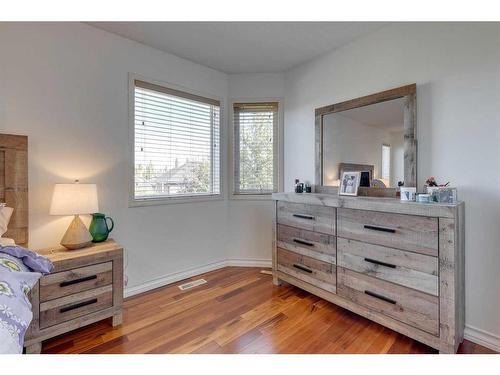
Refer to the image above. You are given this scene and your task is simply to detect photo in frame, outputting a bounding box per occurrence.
[339,171,361,196]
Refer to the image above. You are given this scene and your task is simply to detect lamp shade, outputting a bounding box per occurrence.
[50,183,99,215]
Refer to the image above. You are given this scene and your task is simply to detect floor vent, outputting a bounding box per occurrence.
[178,279,207,291]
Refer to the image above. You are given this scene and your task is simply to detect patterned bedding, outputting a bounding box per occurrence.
[0,245,53,354]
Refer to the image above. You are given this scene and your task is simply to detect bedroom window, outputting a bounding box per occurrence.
[382,144,391,182]
[232,102,280,196]
[132,79,221,204]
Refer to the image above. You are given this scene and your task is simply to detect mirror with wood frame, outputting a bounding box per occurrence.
[315,84,417,197]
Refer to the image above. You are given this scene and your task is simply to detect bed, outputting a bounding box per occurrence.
[0,134,52,354]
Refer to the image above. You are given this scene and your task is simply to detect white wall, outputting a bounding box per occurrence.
[284,22,500,341]
[322,113,391,184]
[0,22,230,291]
[390,130,404,188]
[226,73,285,263]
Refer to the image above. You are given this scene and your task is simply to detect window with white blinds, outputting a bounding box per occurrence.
[133,79,221,201]
[233,102,279,195]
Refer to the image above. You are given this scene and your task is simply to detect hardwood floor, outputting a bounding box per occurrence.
[42,267,496,354]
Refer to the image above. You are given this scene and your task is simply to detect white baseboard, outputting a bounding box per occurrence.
[225,258,272,268]
[464,325,500,352]
[124,258,272,298]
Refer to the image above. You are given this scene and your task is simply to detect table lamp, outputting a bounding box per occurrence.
[50,181,99,250]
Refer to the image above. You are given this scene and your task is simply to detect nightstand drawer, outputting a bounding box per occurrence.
[40,262,113,302]
[39,285,113,329]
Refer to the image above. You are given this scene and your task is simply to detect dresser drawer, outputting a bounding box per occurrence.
[277,201,335,235]
[337,208,438,256]
[337,238,438,295]
[277,224,336,263]
[39,285,113,329]
[277,248,336,293]
[40,262,113,302]
[337,268,438,335]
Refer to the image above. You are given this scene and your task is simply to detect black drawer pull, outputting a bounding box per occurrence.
[363,225,396,234]
[364,290,397,305]
[293,214,315,220]
[59,298,98,313]
[364,258,396,269]
[293,238,315,247]
[293,264,313,273]
[60,275,98,287]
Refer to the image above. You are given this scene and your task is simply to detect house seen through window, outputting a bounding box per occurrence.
[133,80,221,201]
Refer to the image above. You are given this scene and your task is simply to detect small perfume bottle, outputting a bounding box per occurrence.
[294,179,304,193]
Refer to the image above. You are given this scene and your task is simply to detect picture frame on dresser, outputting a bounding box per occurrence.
[339,171,361,196]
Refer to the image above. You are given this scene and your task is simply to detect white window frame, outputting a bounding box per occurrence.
[229,98,284,200]
[128,73,225,207]
[382,143,391,182]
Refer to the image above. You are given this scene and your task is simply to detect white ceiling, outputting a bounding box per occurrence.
[88,22,386,74]
[334,98,405,130]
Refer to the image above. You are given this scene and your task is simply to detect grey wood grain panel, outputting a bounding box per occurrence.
[24,281,40,344]
[39,285,113,329]
[272,201,281,286]
[40,262,113,302]
[277,224,336,263]
[314,84,417,194]
[403,93,417,187]
[337,268,439,335]
[112,254,124,326]
[337,208,438,256]
[277,248,336,293]
[272,192,461,219]
[277,201,335,235]
[439,217,463,353]
[24,306,121,348]
[337,238,438,295]
[272,196,465,353]
[315,113,322,186]
[275,270,444,351]
[315,84,417,116]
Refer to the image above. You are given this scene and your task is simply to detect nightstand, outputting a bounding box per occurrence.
[24,240,123,354]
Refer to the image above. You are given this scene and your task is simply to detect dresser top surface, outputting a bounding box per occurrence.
[273,193,463,218]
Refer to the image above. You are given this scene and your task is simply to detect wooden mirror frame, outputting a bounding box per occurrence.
[314,84,417,197]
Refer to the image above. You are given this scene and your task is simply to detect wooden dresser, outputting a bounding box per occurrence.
[272,193,465,353]
[24,240,123,354]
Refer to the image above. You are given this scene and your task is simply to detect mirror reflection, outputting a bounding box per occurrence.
[322,98,405,189]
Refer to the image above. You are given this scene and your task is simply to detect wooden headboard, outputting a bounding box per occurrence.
[0,134,28,246]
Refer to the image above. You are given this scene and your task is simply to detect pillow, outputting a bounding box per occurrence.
[0,238,16,246]
[0,204,14,237]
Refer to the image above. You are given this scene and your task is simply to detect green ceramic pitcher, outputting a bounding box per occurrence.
[89,213,114,243]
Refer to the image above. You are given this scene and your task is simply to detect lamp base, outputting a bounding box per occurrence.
[60,214,92,250]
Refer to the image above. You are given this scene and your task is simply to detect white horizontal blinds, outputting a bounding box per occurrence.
[382,144,391,181]
[233,102,278,194]
[134,80,221,200]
